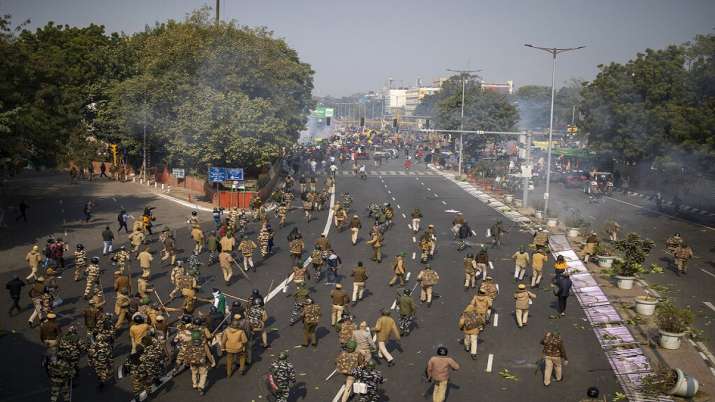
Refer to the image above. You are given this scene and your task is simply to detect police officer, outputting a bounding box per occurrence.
[336,339,367,402]
[389,253,407,287]
[397,288,416,336]
[349,215,362,246]
[417,264,439,307]
[73,244,87,282]
[330,283,350,327]
[269,352,296,402]
[301,297,321,347]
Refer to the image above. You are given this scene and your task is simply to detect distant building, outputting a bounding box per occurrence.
[383,88,408,115]
[405,87,441,116]
[481,80,513,95]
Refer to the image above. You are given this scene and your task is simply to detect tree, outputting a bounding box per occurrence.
[427,74,518,158]
[101,8,314,176]
[580,35,715,173]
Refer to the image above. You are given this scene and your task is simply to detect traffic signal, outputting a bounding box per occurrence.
[326,117,331,126]
[393,118,398,130]
[425,119,430,130]
[360,117,365,127]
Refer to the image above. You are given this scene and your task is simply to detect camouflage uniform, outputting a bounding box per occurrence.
[84,263,101,300]
[88,331,114,384]
[350,365,384,402]
[74,249,87,281]
[113,249,131,274]
[269,358,296,402]
[134,337,166,395]
[289,286,310,325]
[56,331,82,379]
[187,254,201,279]
[46,356,73,402]
[258,226,272,257]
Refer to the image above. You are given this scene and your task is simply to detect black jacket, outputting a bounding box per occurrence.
[6,278,25,298]
[556,276,573,298]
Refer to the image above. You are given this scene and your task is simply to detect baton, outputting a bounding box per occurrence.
[153,290,171,318]
[232,260,251,281]
[223,292,250,303]
[210,313,232,336]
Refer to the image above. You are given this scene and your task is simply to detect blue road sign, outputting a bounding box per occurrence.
[226,168,244,181]
[208,167,227,182]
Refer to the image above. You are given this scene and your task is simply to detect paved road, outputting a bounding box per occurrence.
[533,179,715,354]
[0,162,621,401]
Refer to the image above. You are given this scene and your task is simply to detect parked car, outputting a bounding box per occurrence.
[564,170,589,188]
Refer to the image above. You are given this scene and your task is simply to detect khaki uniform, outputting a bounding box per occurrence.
[514,289,536,327]
[349,217,362,245]
[114,274,132,294]
[219,236,235,253]
[374,315,400,363]
[531,252,548,287]
[417,268,439,303]
[114,292,131,329]
[26,249,43,280]
[512,251,530,281]
[389,256,407,286]
[330,289,350,325]
[366,232,383,262]
[459,305,483,356]
[316,236,331,251]
[351,265,368,302]
[292,265,309,285]
[463,256,477,288]
[542,333,568,386]
[222,327,249,376]
[138,250,153,277]
[191,227,204,254]
[137,276,153,299]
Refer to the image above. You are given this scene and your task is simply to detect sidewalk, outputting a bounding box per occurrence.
[585,256,715,401]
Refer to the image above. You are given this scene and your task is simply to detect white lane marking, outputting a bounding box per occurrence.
[700,352,708,361]
[406,272,411,281]
[427,187,431,191]
[402,213,407,219]
[392,196,396,201]
[704,302,715,313]
[412,252,416,260]
[412,236,417,243]
[471,230,476,236]
[710,367,715,377]
[421,182,425,186]
[441,200,447,205]
[605,196,715,232]
[407,224,412,230]
[416,177,419,181]
[489,262,494,270]
[701,269,715,280]
[397,204,401,209]
[486,354,494,372]
[332,385,346,402]
[388,190,392,194]
[391,300,397,310]
[493,313,499,327]
[434,193,439,198]
[496,284,500,293]
[384,184,388,188]
[323,186,336,236]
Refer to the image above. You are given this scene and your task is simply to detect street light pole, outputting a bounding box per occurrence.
[447,68,481,178]
[524,44,585,216]
[142,95,147,182]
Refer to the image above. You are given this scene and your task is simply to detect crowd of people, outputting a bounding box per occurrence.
[6,134,633,402]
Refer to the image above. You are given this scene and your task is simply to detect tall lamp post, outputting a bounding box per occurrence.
[447,68,481,178]
[524,44,584,216]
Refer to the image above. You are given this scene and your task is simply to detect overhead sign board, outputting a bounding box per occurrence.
[208,167,227,183]
[172,168,185,179]
[209,167,243,182]
[226,168,244,181]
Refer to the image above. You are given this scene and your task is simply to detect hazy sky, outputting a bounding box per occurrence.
[4,0,714,96]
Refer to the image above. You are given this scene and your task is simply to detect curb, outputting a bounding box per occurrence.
[625,191,715,217]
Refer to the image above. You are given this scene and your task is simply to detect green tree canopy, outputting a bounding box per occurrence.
[580,34,715,173]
